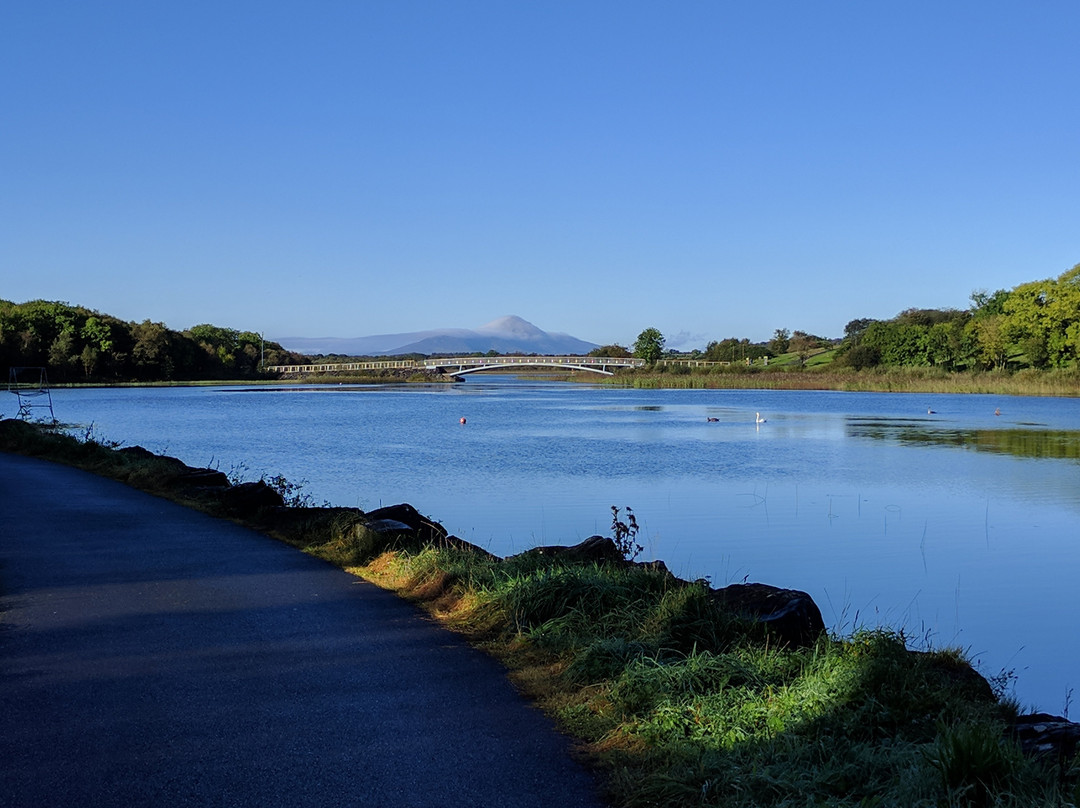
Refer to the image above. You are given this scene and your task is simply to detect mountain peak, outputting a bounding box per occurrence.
[478,315,546,339]
[275,316,597,357]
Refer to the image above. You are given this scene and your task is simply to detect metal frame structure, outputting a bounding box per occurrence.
[7,367,56,422]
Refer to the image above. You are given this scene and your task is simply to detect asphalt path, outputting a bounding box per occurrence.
[0,453,607,808]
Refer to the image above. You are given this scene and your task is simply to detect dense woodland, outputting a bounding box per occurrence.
[0,300,304,382]
[835,263,1080,371]
[3,263,1078,383]
[668,262,1080,372]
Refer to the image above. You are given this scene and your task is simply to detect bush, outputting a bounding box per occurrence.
[842,344,881,370]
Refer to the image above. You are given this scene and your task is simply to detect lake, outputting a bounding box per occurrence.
[24,377,1080,714]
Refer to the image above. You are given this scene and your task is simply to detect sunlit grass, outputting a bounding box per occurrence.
[336,545,1075,808]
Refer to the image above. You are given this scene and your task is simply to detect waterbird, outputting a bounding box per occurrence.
[927,407,936,414]
[995,407,1001,416]
[707,417,719,422]
[460,417,467,425]
[756,412,767,424]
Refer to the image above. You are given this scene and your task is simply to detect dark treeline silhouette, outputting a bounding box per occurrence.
[0,299,304,382]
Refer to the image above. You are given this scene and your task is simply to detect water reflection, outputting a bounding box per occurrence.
[846,418,1080,462]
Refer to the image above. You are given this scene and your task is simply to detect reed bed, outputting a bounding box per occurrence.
[602,366,1080,397]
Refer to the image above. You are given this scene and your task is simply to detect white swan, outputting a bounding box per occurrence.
[756,412,767,424]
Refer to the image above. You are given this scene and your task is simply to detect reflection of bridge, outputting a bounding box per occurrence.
[266,355,647,377]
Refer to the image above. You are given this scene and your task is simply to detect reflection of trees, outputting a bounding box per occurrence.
[846,420,1080,461]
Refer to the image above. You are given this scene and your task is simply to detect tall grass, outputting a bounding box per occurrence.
[604,365,1080,396]
[349,546,1075,808]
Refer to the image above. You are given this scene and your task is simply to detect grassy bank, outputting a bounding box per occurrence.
[601,365,1080,397]
[2,419,1077,807]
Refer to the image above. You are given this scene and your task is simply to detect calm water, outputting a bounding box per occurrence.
[21,377,1080,714]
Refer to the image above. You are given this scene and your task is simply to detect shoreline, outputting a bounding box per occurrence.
[36,363,1080,398]
[594,366,1080,397]
[2,417,1077,807]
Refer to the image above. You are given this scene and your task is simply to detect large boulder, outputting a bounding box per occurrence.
[220,481,286,516]
[364,503,449,546]
[114,447,231,489]
[708,582,826,648]
[513,535,626,565]
[1011,713,1080,761]
[116,445,175,464]
[169,468,231,489]
[441,535,500,561]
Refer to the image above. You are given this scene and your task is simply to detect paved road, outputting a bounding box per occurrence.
[0,453,607,808]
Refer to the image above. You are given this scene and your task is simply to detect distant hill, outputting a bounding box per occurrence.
[276,316,598,357]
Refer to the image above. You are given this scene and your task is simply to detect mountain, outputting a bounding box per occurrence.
[275,316,598,357]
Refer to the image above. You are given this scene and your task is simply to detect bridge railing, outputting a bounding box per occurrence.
[424,356,644,369]
[267,355,647,374]
[267,360,421,373]
[655,359,731,368]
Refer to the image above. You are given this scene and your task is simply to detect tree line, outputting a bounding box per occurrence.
[841,263,1080,371]
[606,262,1080,372]
[0,299,304,382]
[5,262,1077,383]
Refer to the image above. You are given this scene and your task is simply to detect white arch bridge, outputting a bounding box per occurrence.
[266,355,647,377]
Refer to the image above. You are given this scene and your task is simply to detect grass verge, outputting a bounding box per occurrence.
[2,418,1077,807]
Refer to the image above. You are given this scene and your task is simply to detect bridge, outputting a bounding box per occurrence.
[265,355,648,377]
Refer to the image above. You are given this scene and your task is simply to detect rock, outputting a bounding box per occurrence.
[708,582,826,648]
[366,518,415,535]
[364,503,448,545]
[220,481,286,515]
[514,535,626,565]
[116,445,165,462]
[169,468,231,489]
[441,535,500,562]
[915,650,995,703]
[112,447,231,489]
[1011,713,1080,761]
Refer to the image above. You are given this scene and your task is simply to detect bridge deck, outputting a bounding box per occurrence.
[266,356,648,376]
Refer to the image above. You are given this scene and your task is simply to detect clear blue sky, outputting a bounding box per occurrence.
[3,2,1078,349]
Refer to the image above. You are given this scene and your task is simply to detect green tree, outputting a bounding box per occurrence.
[81,316,114,353]
[843,318,877,344]
[47,328,78,378]
[1002,264,1080,368]
[789,331,820,366]
[131,320,173,379]
[768,328,790,355]
[704,338,739,362]
[80,345,100,378]
[633,328,665,364]
[841,344,881,370]
[970,288,1011,317]
[967,315,1009,371]
[589,344,631,358]
[188,323,240,353]
[925,319,966,369]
